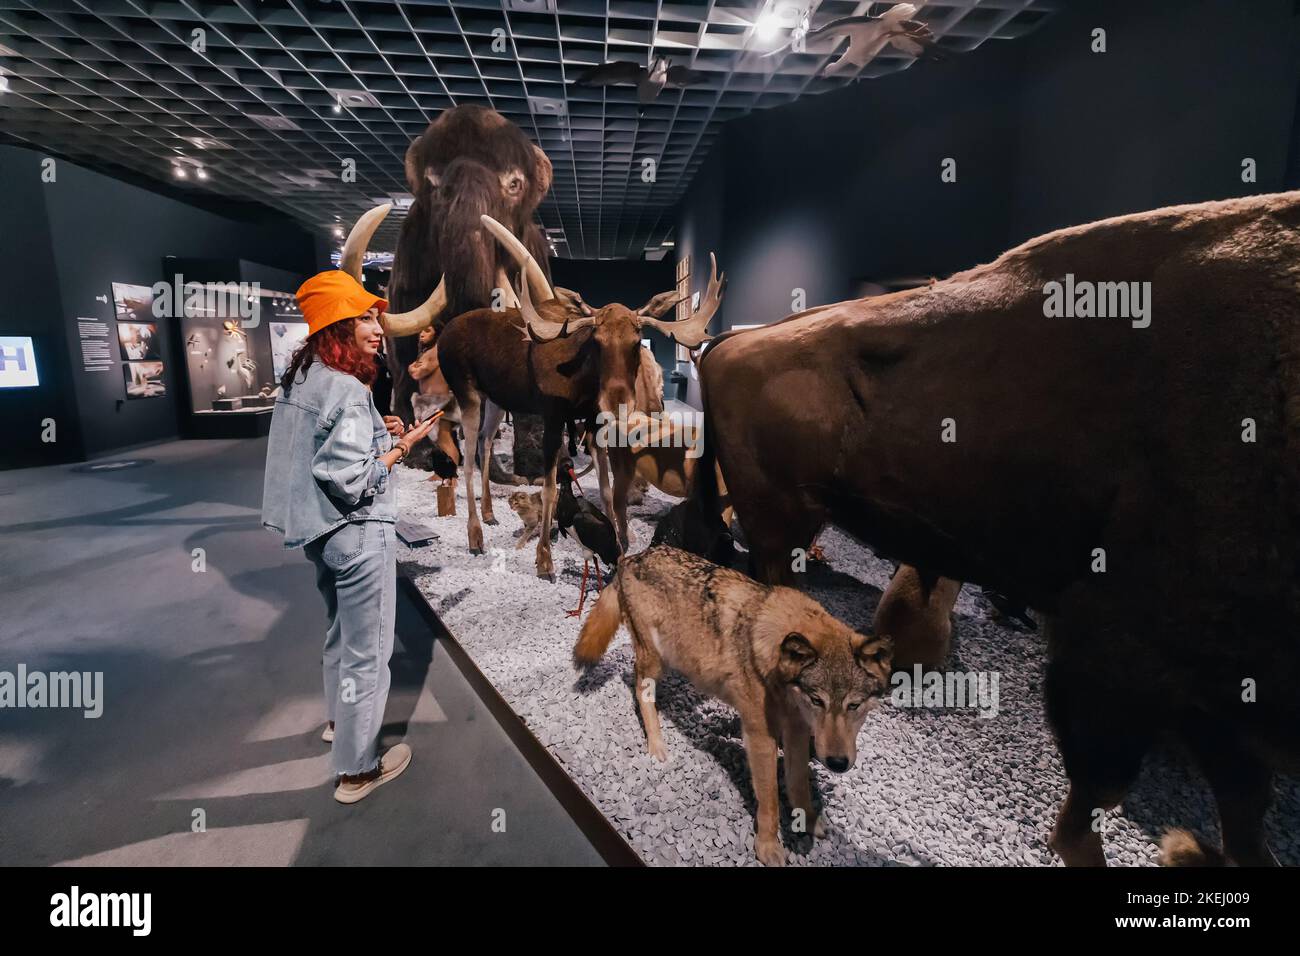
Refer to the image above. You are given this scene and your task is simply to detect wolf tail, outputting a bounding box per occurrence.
[1160,828,1225,866]
[574,576,623,666]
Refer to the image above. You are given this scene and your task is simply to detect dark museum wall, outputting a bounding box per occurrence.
[550,255,678,374]
[676,0,1300,369]
[0,144,325,467]
[0,147,82,469]
[1008,0,1300,242]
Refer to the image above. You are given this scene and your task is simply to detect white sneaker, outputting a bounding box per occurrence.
[321,722,335,743]
[333,744,412,805]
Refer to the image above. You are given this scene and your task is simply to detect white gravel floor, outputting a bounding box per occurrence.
[394,442,1299,867]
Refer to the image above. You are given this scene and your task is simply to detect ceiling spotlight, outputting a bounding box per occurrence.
[332,101,342,114]
[196,167,208,180]
[173,165,187,179]
[333,226,344,239]
[756,12,782,42]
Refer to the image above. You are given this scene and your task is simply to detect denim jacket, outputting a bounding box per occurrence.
[261,362,396,549]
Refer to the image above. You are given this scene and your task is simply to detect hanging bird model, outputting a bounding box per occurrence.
[575,54,709,105]
[764,2,939,76]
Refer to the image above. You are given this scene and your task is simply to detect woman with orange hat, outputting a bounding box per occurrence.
[262,270,437,804]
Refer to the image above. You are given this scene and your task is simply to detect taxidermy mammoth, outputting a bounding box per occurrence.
[357,105,562,480]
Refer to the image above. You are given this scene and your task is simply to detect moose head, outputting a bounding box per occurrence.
[478,214,724,421]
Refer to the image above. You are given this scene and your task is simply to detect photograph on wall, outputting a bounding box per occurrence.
[112,282,156,324]
[269,319,309,381]
[122,360,166,399]
[116,322,161,361]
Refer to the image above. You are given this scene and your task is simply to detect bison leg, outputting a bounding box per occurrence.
[1045,634,1150,866]
[1185,724,1279,866]
[744,505,824,588]
[459,393,485,554]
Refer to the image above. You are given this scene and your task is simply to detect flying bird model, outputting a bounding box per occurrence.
[575,55,709,104]
[764,2,939,76]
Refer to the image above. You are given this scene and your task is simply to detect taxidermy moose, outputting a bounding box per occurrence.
[695,191,1300,867]
[381,105,558,476]
[436,215,724,579]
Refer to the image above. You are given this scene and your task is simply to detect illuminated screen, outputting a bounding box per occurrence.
[0,336,39,388]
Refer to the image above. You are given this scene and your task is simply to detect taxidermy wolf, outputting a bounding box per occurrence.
[574,545,892,866]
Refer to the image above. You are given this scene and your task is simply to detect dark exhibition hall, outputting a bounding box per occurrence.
[1,0,1299,926]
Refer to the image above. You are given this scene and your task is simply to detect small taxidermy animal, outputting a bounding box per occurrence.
[574,545,893,866]
[508,491,557,549]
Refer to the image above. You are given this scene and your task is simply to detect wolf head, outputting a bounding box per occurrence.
[758,590,893,773]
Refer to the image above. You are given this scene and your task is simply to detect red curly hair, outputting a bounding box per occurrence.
[280,318,377,392]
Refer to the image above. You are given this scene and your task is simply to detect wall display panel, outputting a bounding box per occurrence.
[111,283,155,324]
[180,285,278,414]
[116,322,160,361]
[122,360,165,399]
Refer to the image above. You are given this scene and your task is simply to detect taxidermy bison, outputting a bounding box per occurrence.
[378,104,557,475]
[695,191,1300,866]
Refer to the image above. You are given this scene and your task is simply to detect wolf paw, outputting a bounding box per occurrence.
[756,836,786,867]
[648,740,669,763]
[813,814,827,839]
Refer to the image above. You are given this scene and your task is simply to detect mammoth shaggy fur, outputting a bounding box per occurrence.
[385,106,555,477]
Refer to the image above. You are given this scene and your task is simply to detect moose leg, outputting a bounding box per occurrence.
[459,394,485,554]
[478,401,506,525]
[535,418,564,580]
[610,449,634,552]
[593,441,616,528]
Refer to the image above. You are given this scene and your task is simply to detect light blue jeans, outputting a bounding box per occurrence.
[304,519,397,777]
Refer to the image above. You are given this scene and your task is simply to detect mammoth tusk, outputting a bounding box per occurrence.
[496,266,520,310]
[342,203,446,336]
[479,214,554,303]
[340,203,392,282]
[380,277,446,337]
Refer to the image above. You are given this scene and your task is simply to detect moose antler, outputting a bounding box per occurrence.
[516,256,595,342]
[342,202,447,337]
[641,252,724,348]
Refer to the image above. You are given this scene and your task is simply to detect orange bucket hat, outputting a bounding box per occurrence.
[296,270,389,337]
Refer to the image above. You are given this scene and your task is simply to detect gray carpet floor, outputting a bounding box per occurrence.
[0,438,604,866]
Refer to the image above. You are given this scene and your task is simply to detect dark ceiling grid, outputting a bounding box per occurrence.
[0,0,1055,261]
